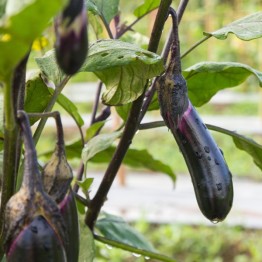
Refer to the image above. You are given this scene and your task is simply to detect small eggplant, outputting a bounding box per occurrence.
[4,110,67,262]
[156,9,233,222]
[41,113,79,262]
[55,0,88,75]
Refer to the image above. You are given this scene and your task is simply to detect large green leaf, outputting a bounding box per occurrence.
[81,39,164,105]
[207,124,262,171]
[35,50,65,86]
[96,213,156,252]
[91,146,176,182]
[81,131,122,164]
[36,40,164,105]
[134,0,160,18]
[86,0,119,23]
[24,74,51,124]
[0,0,66,79]
[184,62,262,107]
[204,12,262,41]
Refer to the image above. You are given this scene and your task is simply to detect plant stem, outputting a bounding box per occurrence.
[33,75,70,145]
[139,121,165,130]
[90,81,103,124]
[139,1,190,123]
[0,72,17,236]
[85,0,173,231]
[94,234,177,262]
[181,35,211,59]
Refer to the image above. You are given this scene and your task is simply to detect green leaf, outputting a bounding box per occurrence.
[79,218,96,262]
[65,139,83,159]
[24,74,51,124]
[184,62,262,107]
[134,0,160,18]
[96,213,156,252]
[86,0,119,23]
[36,40,164,105]
[115,103,132,121]
[91,146,176,182]
[50,89,85,127]
[85,121,106,141]
[75,198,85,215]
[204,12,262,41]
[35,49,65,86]
[81,131,122,163]
[0,0,67,79]
[208,124,262,171]
[77,178,94,192]
[81,39,164,105]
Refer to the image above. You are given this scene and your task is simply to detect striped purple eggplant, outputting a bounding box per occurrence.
[4,111,67,262]
[156,9,233,222]
[42,113,79,262]
[55,0,88,75]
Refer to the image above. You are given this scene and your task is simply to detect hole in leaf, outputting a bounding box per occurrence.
[118,55,124,59]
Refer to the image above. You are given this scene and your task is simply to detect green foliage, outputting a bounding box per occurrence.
[91,146,176,182]
[205,12,262,41]
[86,0,119,23]
[208,124,262,171]
[24,74,52,124]
[133,0,160,18]
[96,213,156,252]
[184,62,262,107]
[0,0,66,79]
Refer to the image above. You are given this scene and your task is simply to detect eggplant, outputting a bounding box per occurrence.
[55,0,88,75]
[4,110,67,261]
[41,112,79,262]
[156,9,233,222]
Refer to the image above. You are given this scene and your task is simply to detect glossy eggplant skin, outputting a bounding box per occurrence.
[157,73,233,222]
[59,189,79,262]
[7,216,66,262]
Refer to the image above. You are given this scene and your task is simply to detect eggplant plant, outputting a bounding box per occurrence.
[0,0,262,261]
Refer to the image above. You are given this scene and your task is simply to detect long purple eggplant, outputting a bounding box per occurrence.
[156,9,233,222]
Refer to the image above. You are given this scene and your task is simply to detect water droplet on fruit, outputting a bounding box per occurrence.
[214,159,220,165]
[216,183,222,191]
[207,156,211,161]
[195,151,202,159]
[31,225,38,234]
[211,218,220,224]
[219,148,224,156]
[204,146,210,153]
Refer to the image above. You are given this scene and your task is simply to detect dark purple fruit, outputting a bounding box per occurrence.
[156,8,233,222]
[55,0,88,75]
[41,112,79,262]
[4,110,67,262]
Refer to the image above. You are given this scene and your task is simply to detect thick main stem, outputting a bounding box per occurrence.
[85,0,173,230]
[0,72,18,235]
